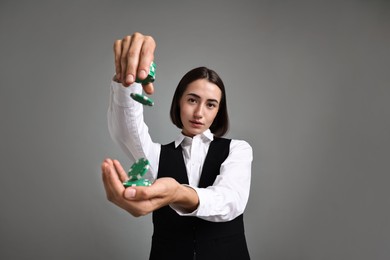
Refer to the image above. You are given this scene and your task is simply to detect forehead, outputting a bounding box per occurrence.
[183,79,222,101]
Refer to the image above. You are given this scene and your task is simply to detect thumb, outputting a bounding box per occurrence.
[124,186,157,200]
[124,188,137,199]
[124,181,166,200]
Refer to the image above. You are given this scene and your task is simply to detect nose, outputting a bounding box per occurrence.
[193,104,203,119]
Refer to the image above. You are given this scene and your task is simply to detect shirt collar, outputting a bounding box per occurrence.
[174,129,214,148]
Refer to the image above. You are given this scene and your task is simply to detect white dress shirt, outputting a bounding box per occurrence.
[108,81,253,222]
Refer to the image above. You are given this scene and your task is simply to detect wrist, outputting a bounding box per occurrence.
[172,184,199,213]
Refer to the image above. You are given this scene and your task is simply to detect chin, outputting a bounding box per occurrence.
[183,129,203,137]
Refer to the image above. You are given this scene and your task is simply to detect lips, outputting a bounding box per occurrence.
[189,120,204,128]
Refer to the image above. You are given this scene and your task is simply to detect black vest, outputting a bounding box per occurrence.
[150,137,250,260]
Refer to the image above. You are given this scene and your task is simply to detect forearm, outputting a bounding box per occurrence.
[171,185,200,213]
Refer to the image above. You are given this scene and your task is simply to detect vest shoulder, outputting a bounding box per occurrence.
[213,136,231,143]
[217,137,252,148]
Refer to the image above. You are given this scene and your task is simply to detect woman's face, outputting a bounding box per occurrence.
[179,79,222,137]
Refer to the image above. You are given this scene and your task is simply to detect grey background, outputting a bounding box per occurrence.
[1,0,389,259]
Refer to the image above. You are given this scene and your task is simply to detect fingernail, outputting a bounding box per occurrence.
[125,188,136,199]
[139,70,147,79]
[126,74,134,84]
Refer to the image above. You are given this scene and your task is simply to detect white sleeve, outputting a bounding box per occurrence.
[107,80,160,180]
[172,140,253,222]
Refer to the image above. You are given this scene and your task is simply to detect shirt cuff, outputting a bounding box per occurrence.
[111,80,142,107]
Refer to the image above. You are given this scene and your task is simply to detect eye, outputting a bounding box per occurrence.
[187,97,197,104]
[207,102,217,109]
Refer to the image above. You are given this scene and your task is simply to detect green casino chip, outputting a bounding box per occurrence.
[127,158,150,180]
[135,61,156,85]
[130,93,154,106]
[123,158,152,187]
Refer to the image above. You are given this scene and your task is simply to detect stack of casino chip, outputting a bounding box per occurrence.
[123,158,153,187]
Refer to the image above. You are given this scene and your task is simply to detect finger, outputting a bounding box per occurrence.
[125,32,145,85]
[101,158,114,182]
[113,159,129,182]
[102,159,125,199]
[142,83,154,95]
[113,39,123,83]
[102,160,116,200]
[137,35,156,81]
[102,159,119,196]
[120,36,132,86]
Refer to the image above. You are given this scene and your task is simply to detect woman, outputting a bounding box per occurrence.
[102,32,252,260]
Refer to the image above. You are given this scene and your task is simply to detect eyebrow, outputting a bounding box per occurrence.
[186,93,219,104]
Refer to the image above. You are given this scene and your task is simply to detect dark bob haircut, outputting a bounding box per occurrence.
[170,67,229,137]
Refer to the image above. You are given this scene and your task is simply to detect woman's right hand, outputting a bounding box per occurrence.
[113,32,156,94]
